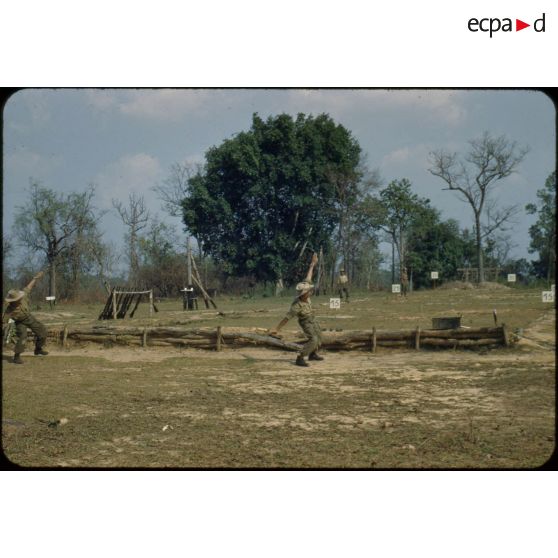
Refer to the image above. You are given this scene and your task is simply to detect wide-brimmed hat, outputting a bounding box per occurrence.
[296,281,314,296]
[5,289,25,303]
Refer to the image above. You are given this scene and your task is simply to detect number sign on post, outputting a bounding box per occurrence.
[542,291,554,303]
[392,284,401,294]
[507,274,516,283]
[330,298,341,309]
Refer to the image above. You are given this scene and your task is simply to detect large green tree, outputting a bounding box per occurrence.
[181,113,362,284]
[526,171,556,282]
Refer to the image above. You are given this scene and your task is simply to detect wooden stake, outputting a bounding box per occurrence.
[62,324,69,348]
[415,326,421,350]
[191,272,218,309]
[112,290,117,320]
[216,326,222,352]
[142,327,148,347]
[149,290,154,317]
[372,326,377,353]
[502,323,510,347]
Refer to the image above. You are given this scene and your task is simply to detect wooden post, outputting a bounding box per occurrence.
[187,236,192,286]
[149,290,154,317]
[372,327,377,353]
[415,326,421,350]
[216,326,222,352]
[62,324,69,348]
[112,290,117,320]
[142,327,148,347]
[502,323,510,347]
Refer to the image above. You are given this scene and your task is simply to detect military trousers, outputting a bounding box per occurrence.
[299,319,322,357]
[338,286,350,301]
[14,314,47,354]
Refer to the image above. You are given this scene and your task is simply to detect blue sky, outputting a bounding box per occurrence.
[3,89,555,270]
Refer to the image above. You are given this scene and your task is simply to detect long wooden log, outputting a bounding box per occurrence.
[222,332,302,352]
[420,327,503,338]
[52,324,511,352]
[420,337,502,347]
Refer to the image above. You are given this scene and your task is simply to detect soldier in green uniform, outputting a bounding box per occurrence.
[269,253,324,367]
[3,270,49,364]
[337,268,350,302]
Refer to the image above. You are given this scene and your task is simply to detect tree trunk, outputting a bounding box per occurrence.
[48,260,56,299]
[475,213,484,283]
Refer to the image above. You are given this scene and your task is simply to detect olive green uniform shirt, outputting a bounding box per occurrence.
[285,298,315,325]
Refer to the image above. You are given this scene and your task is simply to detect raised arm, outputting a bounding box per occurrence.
[304,253,319,283]
[25,270,45,292]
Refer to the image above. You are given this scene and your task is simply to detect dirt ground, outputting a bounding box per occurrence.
[1,289,555,469]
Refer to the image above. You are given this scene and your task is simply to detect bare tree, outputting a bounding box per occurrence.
[153,161,200,217]
[112,192,150,281]
[13,181,105,299]
[429,132,528,282]
[62,185,107,299]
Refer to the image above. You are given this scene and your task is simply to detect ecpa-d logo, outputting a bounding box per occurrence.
[468,13,546,37]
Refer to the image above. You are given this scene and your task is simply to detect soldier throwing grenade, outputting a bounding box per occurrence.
[269,253,324,367]
[3,270,48,364]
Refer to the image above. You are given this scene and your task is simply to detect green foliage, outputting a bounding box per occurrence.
[368,178,434,268]
[526,171,556,280]
[182,113,362,283]
[408,219,475,288]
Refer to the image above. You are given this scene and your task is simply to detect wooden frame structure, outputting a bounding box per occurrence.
[185,248,218,310]
[98,286,158,320]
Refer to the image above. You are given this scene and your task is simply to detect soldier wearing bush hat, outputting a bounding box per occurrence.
[3,270,49,364]
[269,253,324,367]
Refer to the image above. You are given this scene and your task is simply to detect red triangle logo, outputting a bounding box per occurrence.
[516,19,530,31]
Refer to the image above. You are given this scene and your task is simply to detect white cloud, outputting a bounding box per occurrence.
[94,153,163,208]
[83,89,220,121]
[286,89,467,126]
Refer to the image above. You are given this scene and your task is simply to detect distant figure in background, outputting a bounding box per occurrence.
[401,266,409,297]
[337,268,350,302]
[3,270,48,364]
[269,253,324,367]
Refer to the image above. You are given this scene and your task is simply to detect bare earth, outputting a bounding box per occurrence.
[2,298,555,469]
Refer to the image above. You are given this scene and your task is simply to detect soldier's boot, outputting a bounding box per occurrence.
[308,352,324,361]
[34,348,49,356]
[13,354,23,364]
[295,355,309,367]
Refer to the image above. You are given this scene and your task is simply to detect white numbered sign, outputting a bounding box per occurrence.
[329,298,341,309]
[45,296,56,301]
[542,291,554,303]
[392,284,401,293]
[507,274,516,283]
[430,271,439,280]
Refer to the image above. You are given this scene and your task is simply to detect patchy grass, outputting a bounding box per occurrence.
[2,287,555,468]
